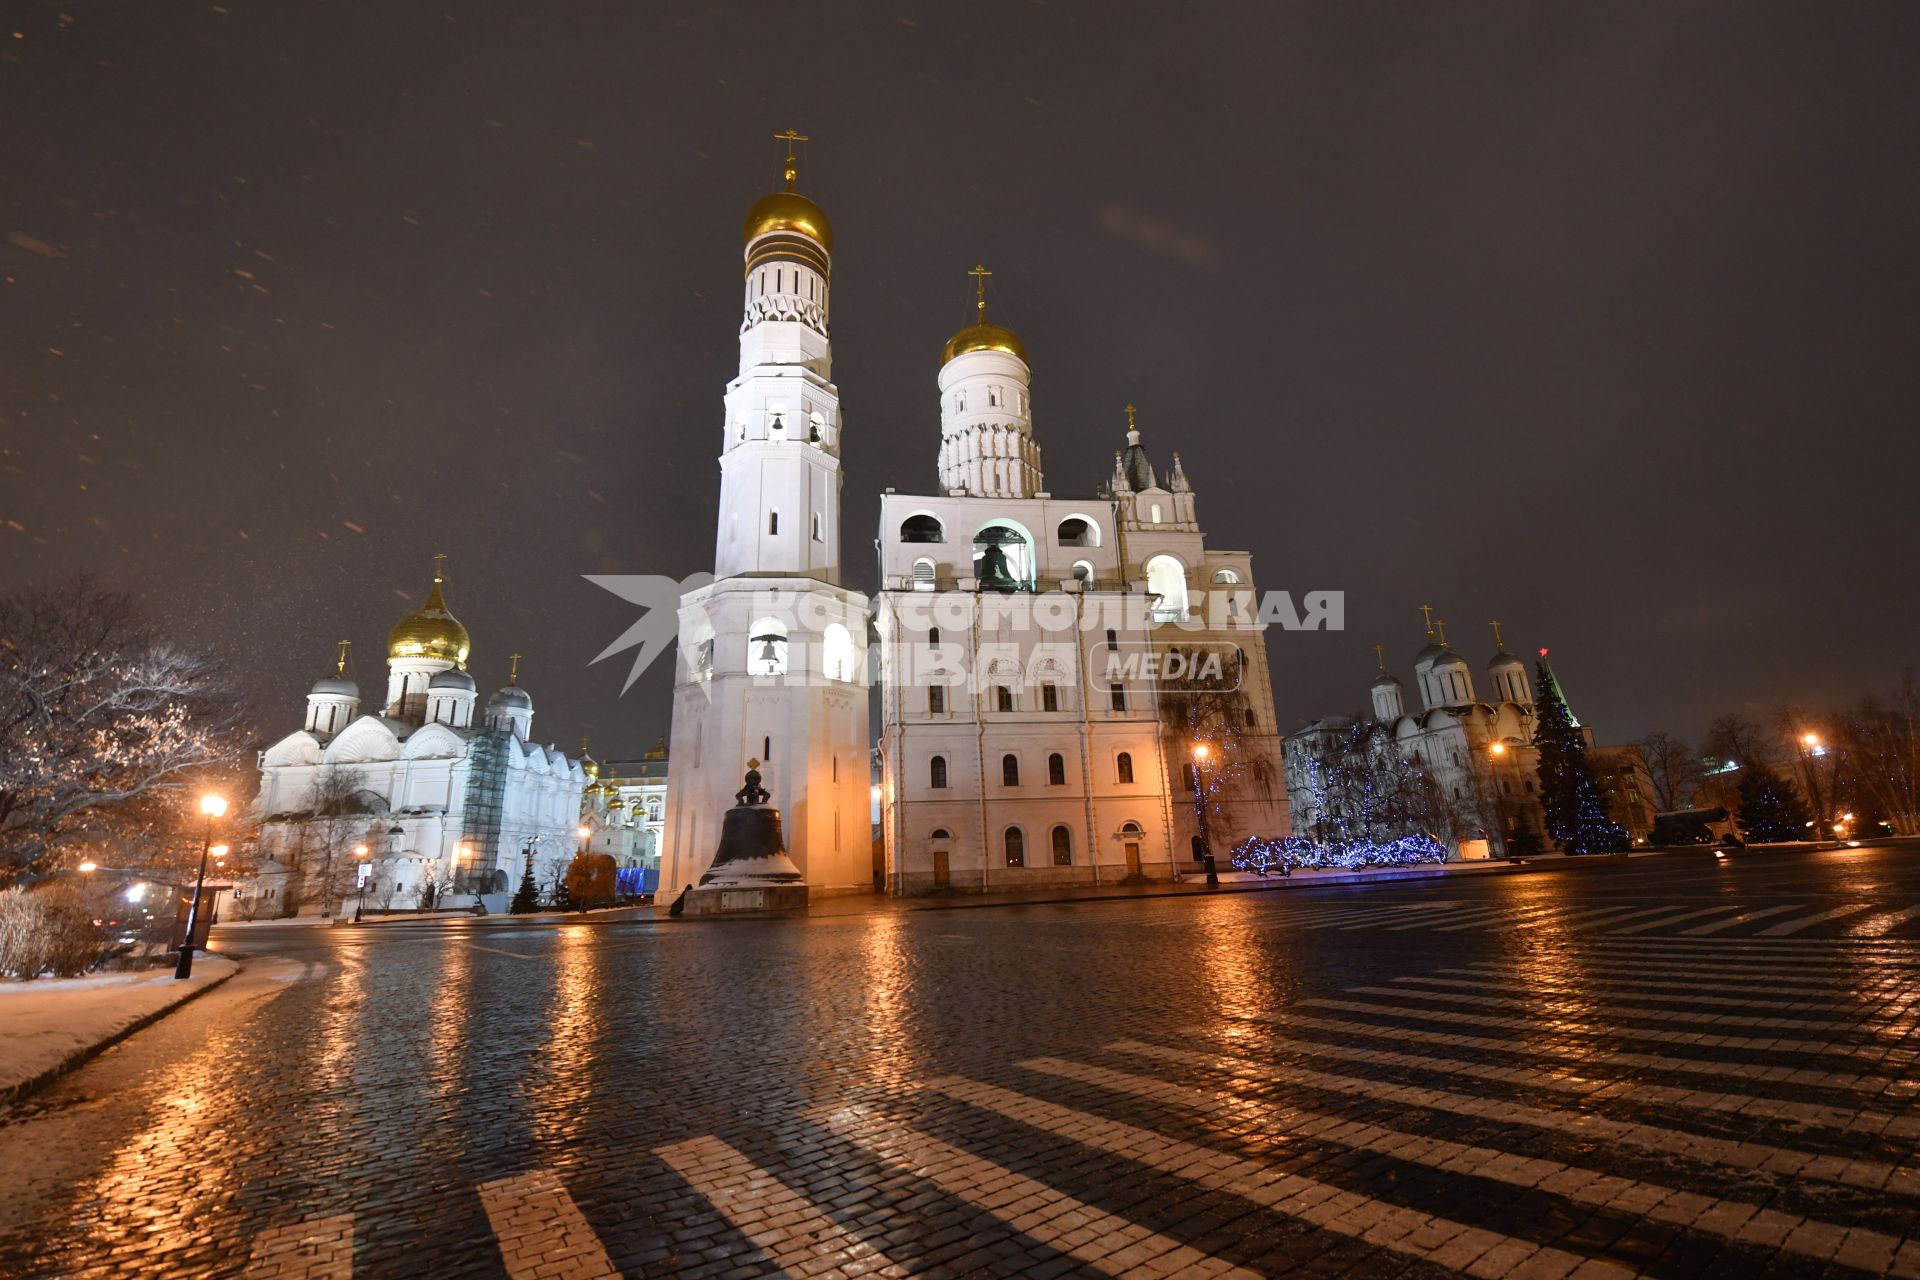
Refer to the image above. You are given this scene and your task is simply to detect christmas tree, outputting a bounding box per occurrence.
[1531,657,1629,854]
[1735,763,1813,842]
[509,862,540,914]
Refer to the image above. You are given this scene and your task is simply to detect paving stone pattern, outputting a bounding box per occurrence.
[1,845,1917,1277]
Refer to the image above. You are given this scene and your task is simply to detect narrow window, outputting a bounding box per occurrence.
[1116,752,1134,784]
[1005,828,1025,867]
[1108,683,1126,712]
[1002,754,1020,786]
[1051,826,1072,866]
[1245,708,1257,728]
[1047,753,1066,786]
[1105,628,1118,650]
[1042,684,1059,712]
[929,685,945,714]
[811,512,823,542]
[989,387,1000,408]
[1183,763,1199,793]
[931,756,948,789]
[832,756,839,783]
[768,511,779,535]
[996,686,1014,712]
[763,736,771,761]
[927,626,940,647]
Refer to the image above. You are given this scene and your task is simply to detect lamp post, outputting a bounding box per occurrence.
[1797,731,1830,838]
[1193,743,1219,888]
[176,793,227,980]
[352,844,370,922]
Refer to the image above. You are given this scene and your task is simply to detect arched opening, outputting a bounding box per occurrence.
[1116,752,1134,784]
[1047,753,1066,785]
[747,617,788,676]
[821,622,856,682]
[1004,828,1025,867]
[971,519,1035,592]
[930,756,948,789]
[1211,568,1241,584]
[1191,834,1207,862]
[1072,560,1094,583]
[912,559,936,591]
[1056,516,1101,548]
[1051,826,1072,866]
[900,513,944,544]
[1001,754,1020,787]
[1145,554,1189,623]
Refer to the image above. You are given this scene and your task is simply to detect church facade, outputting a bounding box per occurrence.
[252,562,589,915]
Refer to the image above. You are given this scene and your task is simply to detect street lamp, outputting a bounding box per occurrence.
[1192,743,1219,888]
[176,793,227,980]
[352,843,370,922]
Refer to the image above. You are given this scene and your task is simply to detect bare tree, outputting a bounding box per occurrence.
[1838,673,1920,836]
[269,765,374,918]
[0,579,241,882]
[1636,731,1705,812]
[1156,644,1277,849]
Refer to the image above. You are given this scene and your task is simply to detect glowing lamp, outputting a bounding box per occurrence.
[199,794,228,818]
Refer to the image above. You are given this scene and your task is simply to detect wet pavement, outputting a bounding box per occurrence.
[0,843,1916,1278]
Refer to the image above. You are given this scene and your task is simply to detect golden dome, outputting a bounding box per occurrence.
[744,191,832,252]
[387,570,470,669]
[943,322,1028,366]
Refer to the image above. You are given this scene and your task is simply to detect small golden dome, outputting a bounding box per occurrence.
[943,322,1028,366]
[387,570,470,669]
[744,191,832,252]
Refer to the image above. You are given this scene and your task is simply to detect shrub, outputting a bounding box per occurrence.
[0,884,105,979]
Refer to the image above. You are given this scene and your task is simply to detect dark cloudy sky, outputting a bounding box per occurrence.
[5,1,1917,759]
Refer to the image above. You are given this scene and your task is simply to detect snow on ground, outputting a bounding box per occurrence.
[0,955,237,1102]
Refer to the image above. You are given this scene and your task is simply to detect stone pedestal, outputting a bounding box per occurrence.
[680,765,809,919]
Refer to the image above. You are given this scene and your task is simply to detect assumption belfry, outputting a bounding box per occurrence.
[655,133,874,902]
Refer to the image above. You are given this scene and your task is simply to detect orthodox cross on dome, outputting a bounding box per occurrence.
[335,639,352,676]
[1436,620,1449,647]
[1490,619,1507,652]
[1418,603,1435,637]
[1374,643,1386,674]
[968,263,992,325]
[508,652,522,685]
[773,128,808,191]
[1125,403,1137,431]
[432,551,448,584]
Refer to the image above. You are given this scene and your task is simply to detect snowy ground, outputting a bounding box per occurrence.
[0,955,237,1102]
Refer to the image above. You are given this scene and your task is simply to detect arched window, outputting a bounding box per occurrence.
[971,521,1035,591]
[1245,708,1257,728]
[748,617,788,676]
[931,827,951,841]
[767,511,780,535]
[811,512,824,542]
[821,623,855,682]
[1057,516,1100,548]
[1116,752,1134,784]
[1002,754,1020,786]
[912,559,936,591]
[900,513,944,544]
[1051,826,1072,866]
[930,756,948,789]
[808,411,824,443]
[995,686,1014,712]
[1149,502,1163,524]
[927,626,940,647]
[1073,560,1094,583]
[1004,828,1025,866]
[1041,684,1060,712]
[1146,555,1189,622]
[1047,753,1066,785]
[1212,568,1241,584]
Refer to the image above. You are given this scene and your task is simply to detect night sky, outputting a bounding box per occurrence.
[5,2,1918,760]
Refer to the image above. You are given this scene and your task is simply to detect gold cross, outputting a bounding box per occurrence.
[1490,619,1506,651]
[1373,643,1385,674]
[968,263,991,324]
[335,639,352,676]
[433,551,448,583]
[774,128,808,191]
[1418,603,1434,637]
[508,652,522,685]
[1124,403,1137,433]
[1436,619,1449,647]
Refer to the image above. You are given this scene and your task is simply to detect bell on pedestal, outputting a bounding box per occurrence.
[698,762,803,886]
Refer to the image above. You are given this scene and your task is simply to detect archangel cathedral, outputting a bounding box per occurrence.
[246,560,589,916]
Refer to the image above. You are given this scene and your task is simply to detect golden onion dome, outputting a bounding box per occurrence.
[942,322,1028,366]
[743,191,832,252]
[387,570,471,669]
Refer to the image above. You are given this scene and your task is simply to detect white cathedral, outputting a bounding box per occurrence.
[655,143,1288,902]
[250,561,589,915]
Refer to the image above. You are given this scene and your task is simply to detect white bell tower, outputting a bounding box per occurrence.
[659,133,873,903]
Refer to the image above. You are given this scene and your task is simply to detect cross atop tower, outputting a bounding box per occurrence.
[1374,643,1386,674]
[968,263,991,324]
[1436,619,1449,647]
[1418,603,1434,637]
[1490,619,1507,651]
[773,128,808,191]
[335,639,352,677]
[1125,403,1137,431]
[508,652,522,686]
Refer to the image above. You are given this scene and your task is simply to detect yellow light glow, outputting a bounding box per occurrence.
[576,825,591,840]
[1802,732,1820,747]
[1193,744,1210,762]
[354,844,369,858]
[199,794,228,818]
[77,861,97,872]
[210,844,229,858]
[1490,742,1507,756]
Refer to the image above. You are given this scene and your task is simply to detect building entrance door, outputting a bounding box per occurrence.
[1124,841,1141,878]
[932,849,950,888]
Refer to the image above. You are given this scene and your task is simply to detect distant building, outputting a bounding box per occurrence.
[250,560,588,915]
[583,736,670,870]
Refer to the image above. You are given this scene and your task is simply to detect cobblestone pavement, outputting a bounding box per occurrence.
[1,843,1917,1278]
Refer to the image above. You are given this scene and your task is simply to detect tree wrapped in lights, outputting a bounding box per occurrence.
[1735,763,1812,842]
[1232,832,1446,873]
[1283,718,1450,847]
[1530,657,1629,854]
